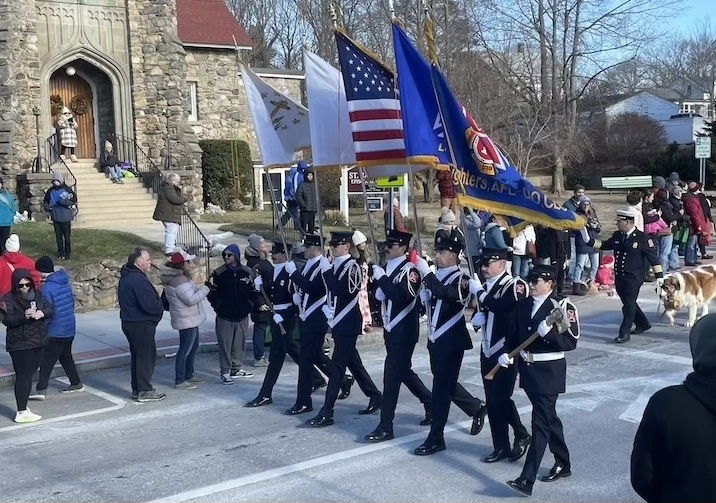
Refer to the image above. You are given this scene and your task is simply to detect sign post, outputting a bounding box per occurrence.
[695,137,712,186]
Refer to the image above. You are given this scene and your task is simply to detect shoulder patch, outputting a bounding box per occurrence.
[647,238,654,248]
[633,241,638,248]
[515,282,526,296]
[567,308,577,323]
[408,270,420,284]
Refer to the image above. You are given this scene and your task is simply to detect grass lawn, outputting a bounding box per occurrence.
[14,221,164,267]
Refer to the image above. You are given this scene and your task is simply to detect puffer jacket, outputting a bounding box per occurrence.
[2,268,54,352]
[41,269,76,338]
[44,184,77,223]
[153,181,186,224]
[160,266,209,330]
[295,178,318,212]
[0,252,40,297]
[0,190,17,227]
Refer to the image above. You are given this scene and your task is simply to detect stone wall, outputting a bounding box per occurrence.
[16,171,52,218]
[0,0,40,178]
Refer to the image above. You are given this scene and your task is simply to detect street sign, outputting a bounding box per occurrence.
[366,196,384,211]
[695,137,711,159]
[375,174,405,188]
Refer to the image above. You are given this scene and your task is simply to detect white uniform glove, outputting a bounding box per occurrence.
[292,292,302,306]
[321,304,334,320]
[375,288,386,302]
[498,353,514,368]
[537,319,552,337]
[284,261,297,275]
[656,277,665,288]
[372,264,386,281]
[471,312,486,329]
[469,278,483,295]
[253,276,263,290]
[416,257,431,277]
[579,227,590,243]
[420,289,431,303]
[273,313,284,325]
[319,256,331,272]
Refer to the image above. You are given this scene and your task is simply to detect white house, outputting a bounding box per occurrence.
[604,91,679,122]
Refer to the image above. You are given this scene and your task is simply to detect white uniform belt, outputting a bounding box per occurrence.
[273,303,292,310]
[300,296,326,321]
[521,351,564,362]
[329,295,359,328]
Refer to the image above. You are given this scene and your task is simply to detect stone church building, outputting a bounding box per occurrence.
[0,0,303,222]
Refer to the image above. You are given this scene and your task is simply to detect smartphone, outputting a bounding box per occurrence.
[30,301,36,310]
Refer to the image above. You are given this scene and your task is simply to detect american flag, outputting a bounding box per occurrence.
[335,31,406,164]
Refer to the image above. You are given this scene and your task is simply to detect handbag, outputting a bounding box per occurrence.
[526,240,537,259]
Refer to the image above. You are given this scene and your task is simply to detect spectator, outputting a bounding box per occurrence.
[153,173,186,255]
[463,207,484,272]
[160,251,209,390]
[206,243,255,384]
[483,215,508,250]
[117,247,165,402]
[281,161,307,231]
[295,170,318,234]
[631,314,716,503]
[352,230,373,333]
[436,169,456,212]
[0,234,40,297]
[563,185,585,280]
[670,186,689,257]
[682,183,708,266]
[626,191,645,232]
[0,176,17,253]
[56,107,78,163]
[99,140,124,184]
[643,191,668,271]
[2,268,53,423]
[695,183,713,260]
[652,176,666,190]
[384,197,407,233]
[664,171,681,192]
[512,224,536,278]
[534,226,569,294]
[562,185,585,212]
[30,256,83,400]
[573,197,601,287]
[44,173,77,260]
[245,233,271,367]
[653,188,681,273]
[436,207,458,232]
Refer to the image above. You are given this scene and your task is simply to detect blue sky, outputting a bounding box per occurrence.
[669,0,716,35]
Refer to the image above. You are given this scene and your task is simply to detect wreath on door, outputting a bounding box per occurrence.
[50,95,64,116]
[70,95,89,115]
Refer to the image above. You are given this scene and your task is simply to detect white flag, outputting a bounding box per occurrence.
[303,49,356,166]
[240,65,310,166]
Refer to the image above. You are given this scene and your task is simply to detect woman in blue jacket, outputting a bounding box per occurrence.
[0,176,17,254]
[30,256,83,400]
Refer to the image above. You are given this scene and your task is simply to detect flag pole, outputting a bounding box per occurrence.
[263,165,290,257]
[359,166,381,261]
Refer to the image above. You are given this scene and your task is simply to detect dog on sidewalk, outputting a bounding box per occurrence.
[660,265,716,327]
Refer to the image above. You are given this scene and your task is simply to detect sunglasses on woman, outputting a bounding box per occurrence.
[18,281,31,289]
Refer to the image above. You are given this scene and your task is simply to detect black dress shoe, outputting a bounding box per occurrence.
[338,375,354,399]
[508,435,531,462]
[470,403,488,436]
[413,439,446,456]
[245,396,273,407]
[364,427,394,443]
[358,395,382,415]
[306,414,334,427]
[311,380,327,393]
[539,464,571,482]
[285,404,313,415]
[614,334,630,344]
[506,478,533,496]
[482,449,509,463]
[631,325,651,335]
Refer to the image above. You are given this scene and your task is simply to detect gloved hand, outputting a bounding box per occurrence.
[273,313,284,325]
[469,277,483,295]
[416,257,431,277]
[471,312,486,329]
[253,276,263,290]
[579,227,590,243]
[285,261,297,275]
[375,288,386,302]
[656,277,665,288]
[537,319,552,337]
[292,292,302,306]
[319,256,331,272]
[204,280,215,290]
[420,289,431,303]
[321,305,334,320]
[372,264,386,281]
[498,353,514,368]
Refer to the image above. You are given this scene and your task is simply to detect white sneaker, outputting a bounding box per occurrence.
[70,154,78,162]
[230,369,254,378]
[29,391,46,401]
[220,373,234,385]
[15,409,42,423]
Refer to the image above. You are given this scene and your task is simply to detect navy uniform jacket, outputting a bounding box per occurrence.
[290,256,328,333]
[593,229,662,281]
[375,257,422,344]
[513,294,579,395]
[424,265,473,351]
[323,256,363,337]
[475,272,528,375]
[270,264,296,322]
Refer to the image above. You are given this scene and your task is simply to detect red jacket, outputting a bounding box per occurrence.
[0,252,40,297]
[683,194,708,235]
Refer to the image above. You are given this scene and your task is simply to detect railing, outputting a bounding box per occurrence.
[270,200,304,245]
[45,134,79,218]
[107,133,211,278]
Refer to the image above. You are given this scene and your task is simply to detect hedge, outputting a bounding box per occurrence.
[199,140,253,209]
[314,166,341,209]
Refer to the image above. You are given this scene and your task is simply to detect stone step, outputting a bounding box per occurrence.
[74,179,146,188]
[75,219,156,229]
[76,209,155,225]
[77,193,157,204]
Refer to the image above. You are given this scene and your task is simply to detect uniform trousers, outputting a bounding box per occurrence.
[296,326,330,407]
[379,335,432,432]
[615,277,649,337]
[426,340,465,443]
[481,352,529,451]
[520,392,570,483]
[319,334,381,417]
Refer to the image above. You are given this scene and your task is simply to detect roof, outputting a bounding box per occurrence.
[643,87,681,102]
[176,0,252,49]
[253,67,305,80]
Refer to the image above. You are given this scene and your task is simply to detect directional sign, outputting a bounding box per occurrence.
[347,167,378,193]
[695,136,712,159]
[375,174,405,188]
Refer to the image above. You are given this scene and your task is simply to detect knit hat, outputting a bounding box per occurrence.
[352,230,367,246]
[440,208,457,225]
[578,195,591,206]
[35,256,55,273]
[689,314,716,377]
[670,186,684,198]
[223,243,240,257]
[104,140,113,150]
[688,181,699,192]
[5,234,19,253]
[52,172,64,183]
[247,233,264,251]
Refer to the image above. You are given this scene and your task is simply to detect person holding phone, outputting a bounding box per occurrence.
[2,268,53,423]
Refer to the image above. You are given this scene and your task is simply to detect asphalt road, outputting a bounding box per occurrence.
[0,285,694,503]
